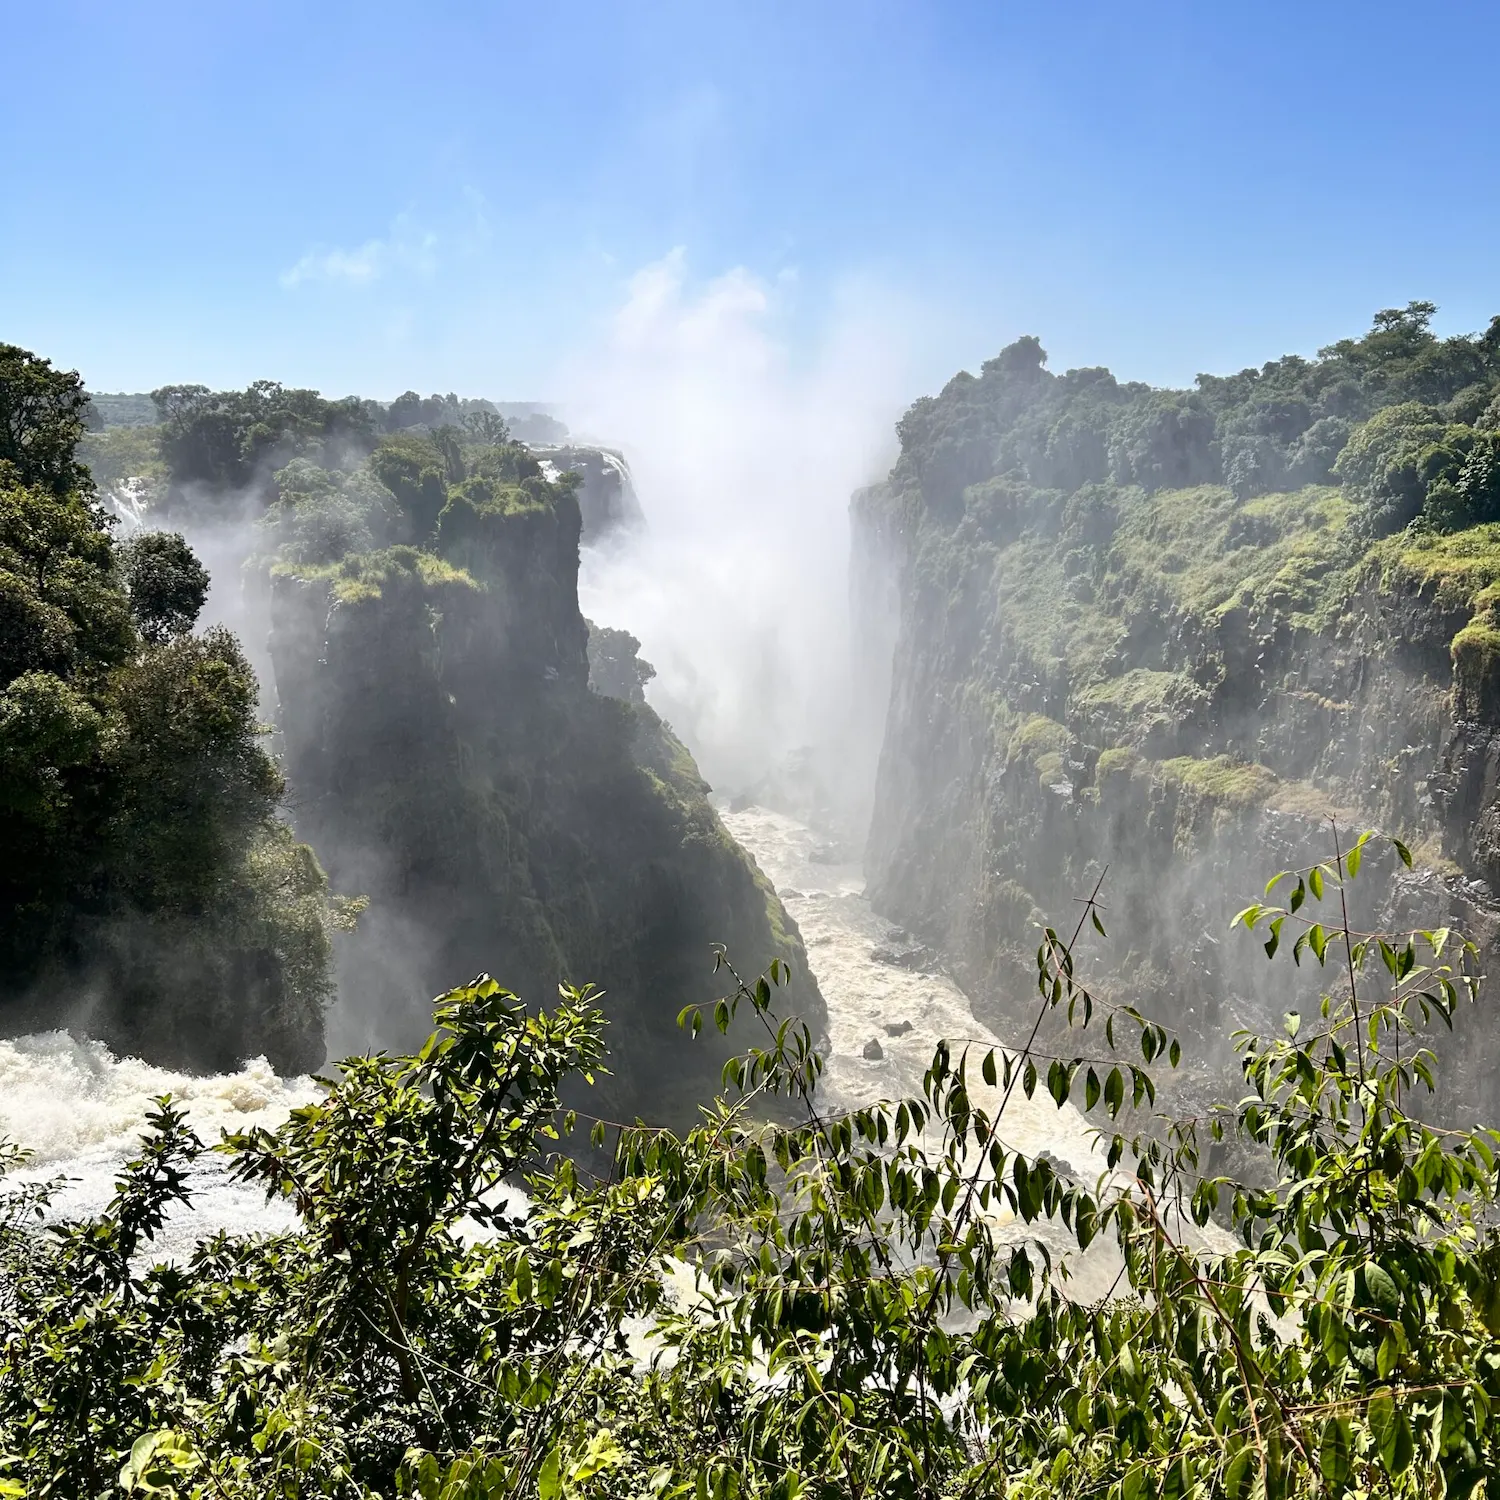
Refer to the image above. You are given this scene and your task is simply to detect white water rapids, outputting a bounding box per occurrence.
[1,804,1132,1295]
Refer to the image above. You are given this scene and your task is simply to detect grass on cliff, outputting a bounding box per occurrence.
[1153,753,1278,811]
[271,546,482,603]
[1362,521,1500,609]
[1106,483,1351,627]
[942,483,1352,705]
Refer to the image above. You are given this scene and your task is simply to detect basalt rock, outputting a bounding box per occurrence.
[269,478,821,1125]
[854,423,1500,1120]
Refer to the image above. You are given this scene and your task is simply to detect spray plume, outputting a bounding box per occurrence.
[564,249,913,805]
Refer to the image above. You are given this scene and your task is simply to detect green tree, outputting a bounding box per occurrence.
[116,531,209,643]
[370,434,453,543]
[153,380,375,507]
[0,343,93,496]
[0,343,347,1073]
[463,408,511,446]
[586,622,656,704]
[1334,402,1456,535]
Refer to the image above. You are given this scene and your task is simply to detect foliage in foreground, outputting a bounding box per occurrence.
[4,829,1500,1498]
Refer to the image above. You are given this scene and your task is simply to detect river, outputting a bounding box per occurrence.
[1,803,1128,1294]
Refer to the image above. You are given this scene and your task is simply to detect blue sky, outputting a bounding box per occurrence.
[5,0,1500,401]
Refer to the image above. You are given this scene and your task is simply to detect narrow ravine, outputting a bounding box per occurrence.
[721,800,1133,1301]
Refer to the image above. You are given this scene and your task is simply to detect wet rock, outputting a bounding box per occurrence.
[870,942,937,972]
[861,1038,885,1061]
[883,1019,913,1037]
[782,888,806,900]
[728,792,755,813]
[808,842,847,865]
[1035,1150,1079,1184]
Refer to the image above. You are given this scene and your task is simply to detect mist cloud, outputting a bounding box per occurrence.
[564,248,917,800]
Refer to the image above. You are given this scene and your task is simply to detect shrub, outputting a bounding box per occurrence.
[5,835,1499,1497]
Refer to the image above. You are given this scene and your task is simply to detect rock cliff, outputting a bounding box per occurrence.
[856,323,1500,1116]
[268,467,820,1125]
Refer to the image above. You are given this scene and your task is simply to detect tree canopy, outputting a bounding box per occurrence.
[0,343,347,1071]
[891,304,1500,540]
[0,342,94,496]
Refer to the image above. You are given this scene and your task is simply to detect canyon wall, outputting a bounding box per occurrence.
[855,335,1500,1116]
[267,465,820,1125]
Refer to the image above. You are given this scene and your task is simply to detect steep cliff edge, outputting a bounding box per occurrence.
[857,310,1500,1114]
[265,454,820,1126]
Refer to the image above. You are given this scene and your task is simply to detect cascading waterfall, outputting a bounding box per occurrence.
[0,1031,307,1258]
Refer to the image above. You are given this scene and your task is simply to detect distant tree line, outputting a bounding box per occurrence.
[895,301,1500,538]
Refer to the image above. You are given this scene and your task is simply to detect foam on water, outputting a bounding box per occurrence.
[721,801,1136,1301]
[0,1030,313,1256]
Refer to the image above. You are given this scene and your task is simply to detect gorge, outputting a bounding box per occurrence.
[9,308,1500,1496]
[10,301,1500,1186]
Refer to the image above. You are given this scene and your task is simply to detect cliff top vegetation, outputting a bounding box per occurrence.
[864,302,1500,826]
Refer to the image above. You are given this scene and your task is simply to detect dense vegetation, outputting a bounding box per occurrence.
[4,833,1499,1497]
[859,304,1500,1112]
[0,344,351,1071]
[893,303,1500,535]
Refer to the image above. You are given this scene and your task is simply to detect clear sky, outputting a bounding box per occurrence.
[5,0,1499,401]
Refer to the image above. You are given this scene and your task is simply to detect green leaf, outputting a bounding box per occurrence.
[1104,1067,1124,1117]
[1393,837,1413,868]
[1309,865,1324,900]
[1319,1415,1351,1486]
[1047,1059,1069,1107]
[1264,914,1284,959]
[538,1446,562,1500]
[1364,1260,1400,1318]
[1369,1389,1396,1463]
[1224,1448,1254,1500]
[982,1050,997,1088]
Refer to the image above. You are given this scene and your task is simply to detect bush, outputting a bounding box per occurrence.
[5,836,1499,1497]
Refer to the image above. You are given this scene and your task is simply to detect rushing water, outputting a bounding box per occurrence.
[0,1031,307,1258]
[719,802,1131,1301]
[2,803,1140,1294]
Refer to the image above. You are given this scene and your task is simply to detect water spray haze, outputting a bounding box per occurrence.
[565,249,913,805]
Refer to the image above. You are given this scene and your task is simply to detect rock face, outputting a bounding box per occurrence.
[532,446,644,542]
[269,480,820,1125]
[854,355,1500,1118]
